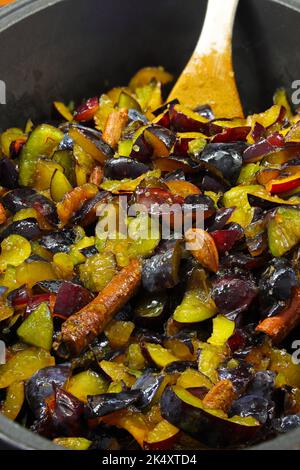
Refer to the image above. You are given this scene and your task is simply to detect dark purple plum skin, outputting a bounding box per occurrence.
[71,191,109,226]
[259,258,299,318]
[212,272,258,320]
[1,188,36,213]
[85,390,141,418]
[54,281,93,318]
[40,227,77,253]
[218,360,254,396]
[160,386,260,448]
[132,373,164,409]
[229,395,275,424]
[104,157,149,180]
[199,142,246,185]
[26,364,71,418]
[142,241,182,293]
[0,218,42,241]
[0,157,19,189]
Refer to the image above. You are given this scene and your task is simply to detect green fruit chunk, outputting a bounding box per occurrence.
[19,124,64,186]
[268,207,300,257]
[17,302,53,351]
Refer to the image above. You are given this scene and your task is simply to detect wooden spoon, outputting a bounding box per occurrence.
[168,0,244,119]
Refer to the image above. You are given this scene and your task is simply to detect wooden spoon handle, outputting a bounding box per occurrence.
[168,0,243,118]
[195,0,239,56]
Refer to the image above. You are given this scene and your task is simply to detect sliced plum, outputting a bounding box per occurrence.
[26,364,71,418]
[212,271,258,320]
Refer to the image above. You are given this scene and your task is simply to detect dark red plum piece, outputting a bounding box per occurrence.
[144,125,176,157]
[130,133,153,162]
[74,96,99,122]
[212,272,258,320]
[54,282,94,318]
[26,293,52,317]
[7,284,30,308]
[85,390,141,418]
[259,258,299,318]
[1,188,36,213]
[211,229,241,255]
[104,157,149,180]
[142,240,182,293]
[48,387,85,437]
[40,228,77,253]
[229,395,275,424]
[0,157,19,189]
[198,174,229,193]
[211,126,251,144]
[221,253,268,271]
[29,194,59,227]
[243,132,285,163]
[218,360,254,396]
[132,373,165,409]
[199,142,245,185]
[26,365,71,418]
[160,386,260,448]
[208,207,235,232]
[0,218,42,241]
[169,106,210,134]
[71,191,109,226]
[184,194,216,220]
[152,100,179,117]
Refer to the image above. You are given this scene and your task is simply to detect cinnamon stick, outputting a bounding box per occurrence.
[102,109,128,149]
[55,259,141,357]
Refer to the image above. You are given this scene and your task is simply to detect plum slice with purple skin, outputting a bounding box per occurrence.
[26,364,71,418]
[132,373,165,409]
[199,142,245,185]
[228,395,275,424]
[40,227,77,253]
[160,385,260,448]
[70,191,109,226]
[243,132,285,163]
[258,258,299,318]
[212,272,258,320]
[1,188,36,213]
[142,240,182,293]
[0,157,19,189]
[0,218,42,241]
[208,207,236,232]
[218,360,254,396]
[104,157,149,180]
[53,281,94,318]
[85,390,141,418]
[221,253,268,271]
[210,228,242,255]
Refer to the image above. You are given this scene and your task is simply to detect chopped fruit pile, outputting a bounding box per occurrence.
[0,67,300,450]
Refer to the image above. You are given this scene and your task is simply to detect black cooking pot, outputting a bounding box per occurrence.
[0,0,300,450]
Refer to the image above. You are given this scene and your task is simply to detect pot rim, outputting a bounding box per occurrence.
[0,0,300,451]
